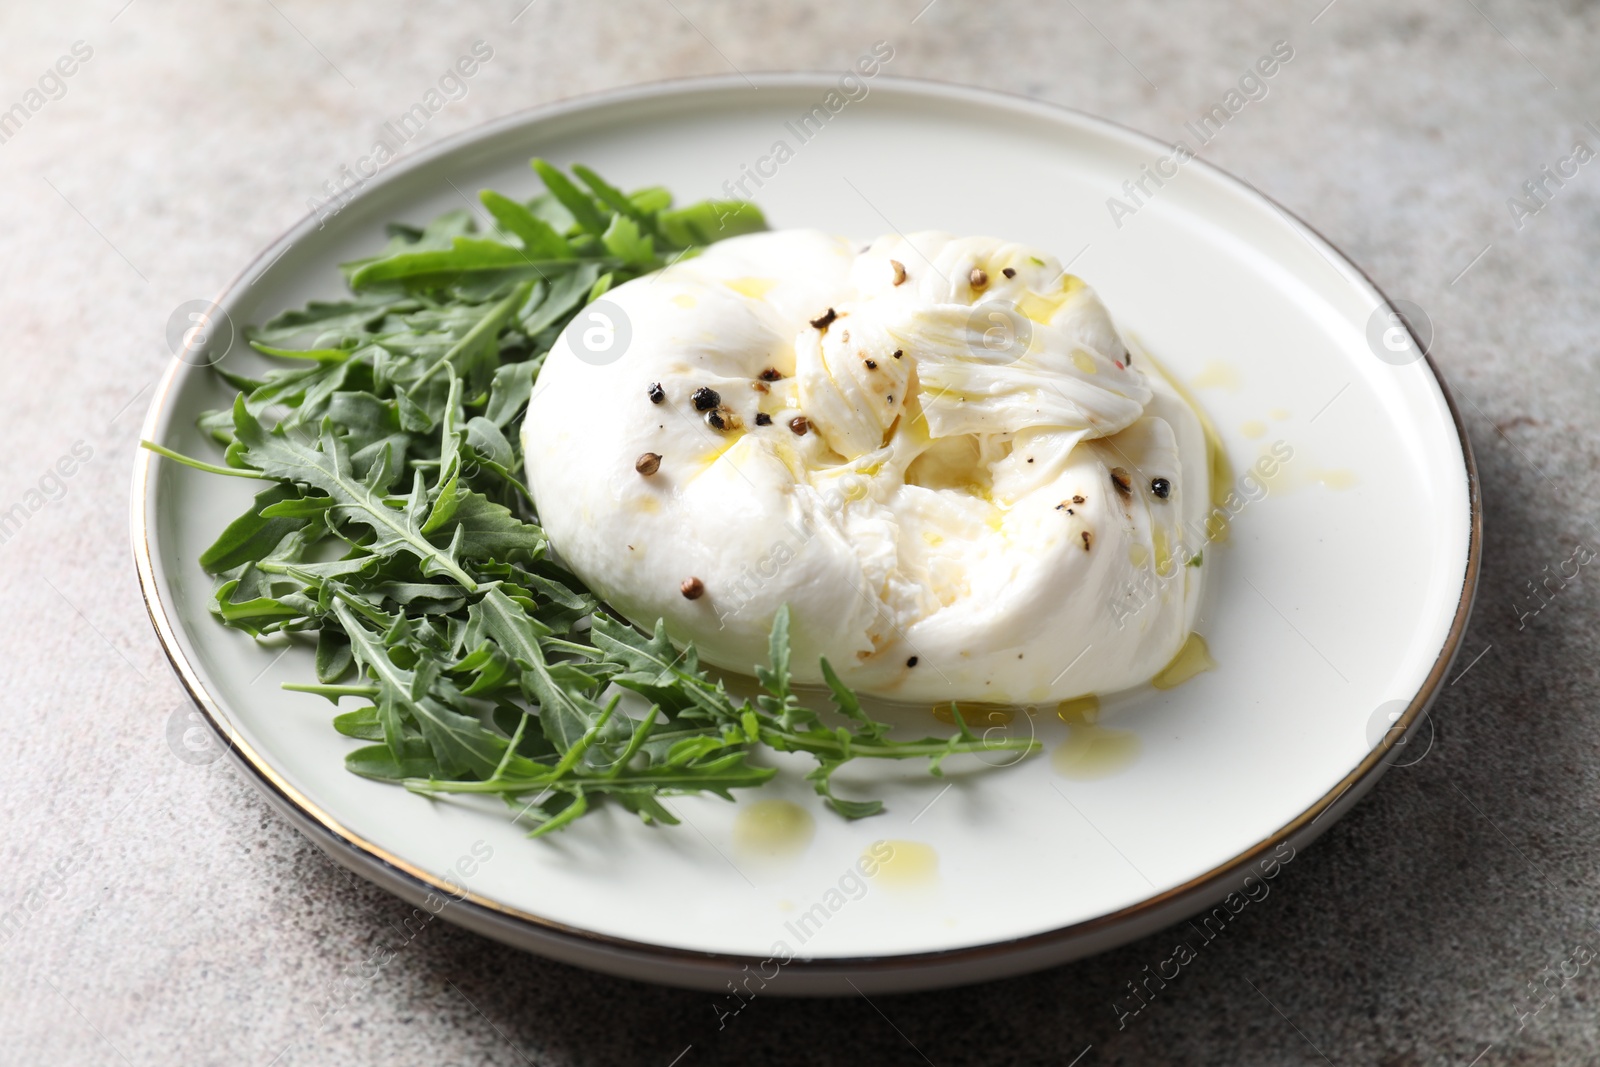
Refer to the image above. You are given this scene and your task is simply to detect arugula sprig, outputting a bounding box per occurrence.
[397,605,1034,830]
[142,160,1038,838]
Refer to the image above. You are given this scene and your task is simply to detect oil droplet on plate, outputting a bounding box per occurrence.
[1053,695,1141,779]
[1241,420,1267,439]
[1053,728,1141,780]
[866,840,939,886]
[733,800,815,861]
[1258,443,1358,494]
[671,293,697,309]
[1152,632,1216,690]
[1315,467,1357,490]
[1057,694,1101,725]
[932,703,1014,727]
[1191,361,1241,391]
[1268,408,1290,421]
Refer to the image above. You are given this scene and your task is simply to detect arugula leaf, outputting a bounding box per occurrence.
[484,360,535,428]
[591,614,740,722]
[316,628,354,684]
[571,164,648,224]
[249,293,416,347]
[200,483,309,573]
[601,215,655,268]
[248,342,354,363]
[626,185,672,216]
[522,263,603,335]
[424,488,545,560]
[658,200,767,247]
[347,739,442,781]
[754,604,813,729]
[348,237,551,290]
[530,158,608,236]
[821,658,891,743]
[334,599,518,778]
[478,189,574,260]
[230,401,477,589]
[411,280,533,388]
[465,587,552,668]
[806,765,885,820]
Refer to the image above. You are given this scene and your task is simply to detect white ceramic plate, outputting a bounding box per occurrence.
[134,75,1479,994]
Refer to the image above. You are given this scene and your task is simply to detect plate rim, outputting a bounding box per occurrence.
[131,71,1483,985]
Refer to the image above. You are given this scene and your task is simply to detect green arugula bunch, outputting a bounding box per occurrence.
[145,159,1038,837]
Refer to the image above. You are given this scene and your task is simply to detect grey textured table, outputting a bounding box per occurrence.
[2,1,1595,1064]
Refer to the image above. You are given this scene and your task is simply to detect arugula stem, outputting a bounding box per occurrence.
[410,456,532,502]
[541,637,598,658]
[406,767,778,795]
[283,683,380,698]
[602,706,658,780]
[758,725,1039,762]
[490,711,531,782]
[329,588,396,628]
[141,440,270,479]
[413,280,533,388]
[525,793,588,838]
[545,694,620,785]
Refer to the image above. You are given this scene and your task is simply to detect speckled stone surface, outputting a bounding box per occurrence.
[2,1,1598,1064]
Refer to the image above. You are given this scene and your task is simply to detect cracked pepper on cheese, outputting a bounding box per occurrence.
[523,230,1209,703]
